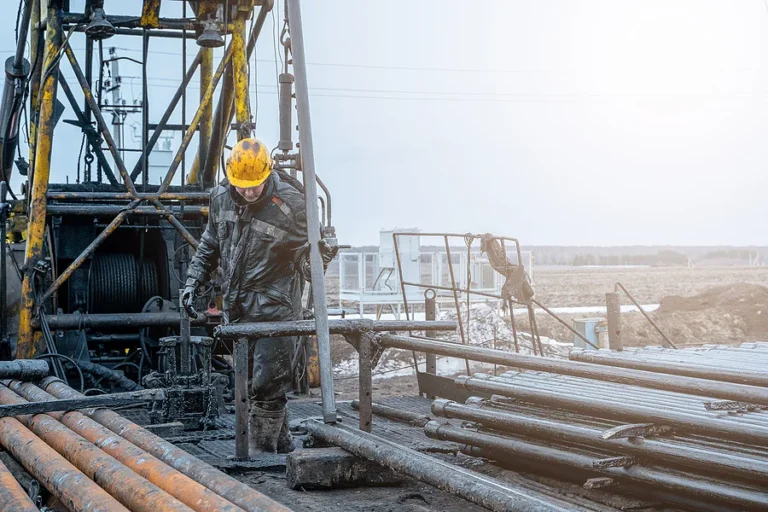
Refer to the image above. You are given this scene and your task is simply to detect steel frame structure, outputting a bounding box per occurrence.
[10,0,336,405]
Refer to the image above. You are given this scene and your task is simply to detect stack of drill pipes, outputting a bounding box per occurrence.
[488,372,768,434]
[376,334,768,406]
[570,346,768,386]
[0,383,196,512]
[483,396,768,472]
[0,412,127,510]
[455,373,768,445]
[478,394,768,460]
[6,380,245,512]
[0,458,39,512]
[431,399,768,484]
[40,377,292,512]
[495,371,768,427]
[423,422,768,511]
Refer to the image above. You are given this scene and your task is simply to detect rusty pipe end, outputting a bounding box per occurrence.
[40,376,66,391]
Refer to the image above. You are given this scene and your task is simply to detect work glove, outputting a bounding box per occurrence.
[181,284,199,319]
[319,239,339,266]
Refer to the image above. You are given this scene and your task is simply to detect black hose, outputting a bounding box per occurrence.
[34,353,85,393]
[77,361,141,391]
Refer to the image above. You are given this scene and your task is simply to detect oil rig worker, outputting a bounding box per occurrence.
[181,138,335,456]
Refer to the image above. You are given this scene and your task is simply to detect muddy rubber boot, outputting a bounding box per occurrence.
[248,406,284,457]
[276,413,295,453]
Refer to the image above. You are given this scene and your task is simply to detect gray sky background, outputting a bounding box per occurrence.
[2,1,767,246]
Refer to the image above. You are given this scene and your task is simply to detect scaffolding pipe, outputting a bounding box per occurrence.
[216,319,457,340]
[42,378,292,512]
[286,0,336,423]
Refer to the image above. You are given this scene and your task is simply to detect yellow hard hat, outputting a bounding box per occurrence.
[226,138,272,188]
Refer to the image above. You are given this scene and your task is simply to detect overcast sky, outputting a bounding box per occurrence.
[2,1,767,246]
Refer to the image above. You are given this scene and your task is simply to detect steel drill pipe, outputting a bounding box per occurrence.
[42,378,292,512]
[0,388,164,418]
[0,417,129,511]
[8,382,245,512]
[432,399,768,483]
[215,319,457,340]
[0,386,195,512]
[303,419,569,512]
[570,350,768,387]
[351,400,431,427]
[429,424,768,511]
[0,360,49,380]
[377,334,768,406]
[37,312,209,330]
[0,458,39,512]
[457,375,768,445]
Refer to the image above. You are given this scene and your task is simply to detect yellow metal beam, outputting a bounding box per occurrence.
[18,1,63,357]
[232,15,251,140]
[27,0,41,196]
[141,0,162,28]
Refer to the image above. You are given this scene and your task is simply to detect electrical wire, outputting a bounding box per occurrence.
[34,353,85,393]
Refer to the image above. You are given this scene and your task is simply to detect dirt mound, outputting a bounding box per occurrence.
[658,283,768,337]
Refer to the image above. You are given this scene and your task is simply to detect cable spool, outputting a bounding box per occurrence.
[88,253,159,313]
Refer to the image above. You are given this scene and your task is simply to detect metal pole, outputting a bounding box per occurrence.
[18,1,63,357]
[26,0,41,187]
[232,15,250,139]
[605,292,622,351]
[0,182,7,345]
[179,289,191,375]
[424,289,437,377]
[443,237,471,374]
[215,319,457,340]
[196,47,213,184]
[287,0,336,423]
[234,338,249,460]
[616,282,677,349]
[357,331,373,432]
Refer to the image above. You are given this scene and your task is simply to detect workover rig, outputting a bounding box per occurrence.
[0,2,767,511]
[0,0,339,398]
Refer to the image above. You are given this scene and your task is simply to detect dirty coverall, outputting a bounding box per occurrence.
[186,172,308,452]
